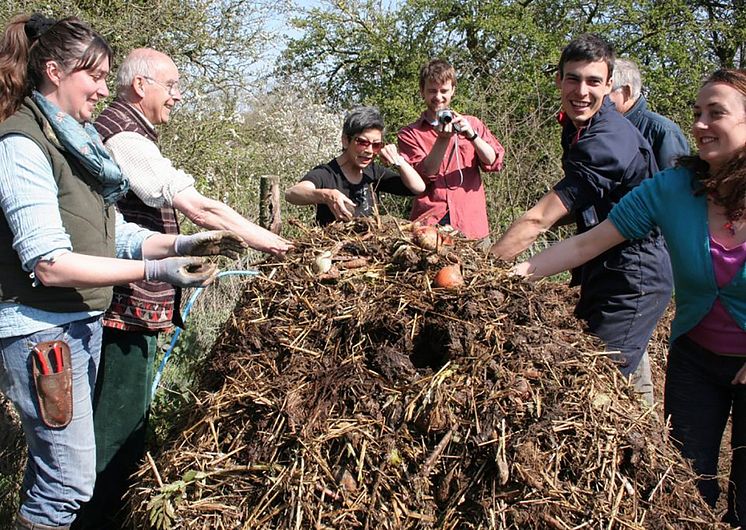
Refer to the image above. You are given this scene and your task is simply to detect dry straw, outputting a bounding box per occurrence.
[127,216,725,530]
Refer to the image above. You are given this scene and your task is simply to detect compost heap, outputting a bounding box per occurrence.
[128,216,725,530]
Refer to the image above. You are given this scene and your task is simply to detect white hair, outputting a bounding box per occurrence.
[116,49,167,94]
[612,58,642,101]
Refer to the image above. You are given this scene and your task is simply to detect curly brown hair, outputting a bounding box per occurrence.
[678,68,746,223]
[419,59,456,91]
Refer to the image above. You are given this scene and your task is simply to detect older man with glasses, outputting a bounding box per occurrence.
[609,58,689,170]
[74,48,292,529]
[286,106,425,225]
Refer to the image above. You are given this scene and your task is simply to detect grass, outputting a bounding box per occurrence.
[0,397,24,529]
[148,257,260,445]
[0,468,21,528]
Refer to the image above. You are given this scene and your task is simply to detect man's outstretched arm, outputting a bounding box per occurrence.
[490,191,569,261]
[173,187,291,257]
[106,132,291,256]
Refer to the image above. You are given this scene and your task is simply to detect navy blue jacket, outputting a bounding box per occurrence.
[553,97,673,375]
[625,96,690,170]
[554,97,657,233]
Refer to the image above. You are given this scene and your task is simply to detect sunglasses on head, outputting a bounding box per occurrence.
[353,136,384,152]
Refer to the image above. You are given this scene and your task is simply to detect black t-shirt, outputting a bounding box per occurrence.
[301,158,413,225]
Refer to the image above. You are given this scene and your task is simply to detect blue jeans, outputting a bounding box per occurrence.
[0,316,102,527]
[665,336,746,526]
[73,327,157,529]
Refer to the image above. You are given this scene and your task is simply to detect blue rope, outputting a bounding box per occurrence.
[151,269,260,399]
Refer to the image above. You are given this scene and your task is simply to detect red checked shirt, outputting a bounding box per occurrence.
[397,113,505,239]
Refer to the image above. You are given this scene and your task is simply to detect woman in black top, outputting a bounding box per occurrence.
[286,106,425,225]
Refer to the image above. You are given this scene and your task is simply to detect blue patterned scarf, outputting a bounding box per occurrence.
[31,91,129,205]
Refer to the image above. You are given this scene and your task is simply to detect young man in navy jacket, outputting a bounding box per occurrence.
[490,34,673,405]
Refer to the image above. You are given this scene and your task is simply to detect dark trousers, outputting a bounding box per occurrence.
[665,336,746,526]
[72,328,157,529]
[576,236,673,377]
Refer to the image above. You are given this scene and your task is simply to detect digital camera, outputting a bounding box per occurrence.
[436,109,453,125]
[436,109,460,131]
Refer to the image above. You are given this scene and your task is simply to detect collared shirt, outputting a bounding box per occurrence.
[398,113,504,239]
[552,98,673,372]
[103,109,195,208]
[98,104,185,332]
[0,134,154,337]
[624,96,690,170]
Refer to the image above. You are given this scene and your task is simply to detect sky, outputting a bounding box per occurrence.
[253,0,320,76]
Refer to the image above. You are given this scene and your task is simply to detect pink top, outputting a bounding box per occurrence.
[397,113,504,239]
[687,235,746,354]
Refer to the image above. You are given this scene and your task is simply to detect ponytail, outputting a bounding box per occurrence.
[0,15,33,121]
[0,13,111,122]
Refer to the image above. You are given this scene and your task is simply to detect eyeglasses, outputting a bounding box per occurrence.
[353,136,384,152]
[142,75,181,97]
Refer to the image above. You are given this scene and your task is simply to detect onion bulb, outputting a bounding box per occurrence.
[413,225,439,250]
[312,251,333,274]
[434,264,464,289]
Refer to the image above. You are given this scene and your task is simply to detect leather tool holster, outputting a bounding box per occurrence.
[32,340,72,428]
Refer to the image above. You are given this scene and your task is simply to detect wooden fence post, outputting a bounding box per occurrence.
[259,175,282,235]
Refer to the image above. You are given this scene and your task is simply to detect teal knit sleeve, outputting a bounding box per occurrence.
[607,176,660,240]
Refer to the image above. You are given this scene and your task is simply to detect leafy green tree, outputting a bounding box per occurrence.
[279,0,738,232]
[0,0,296,234]
[1,0,285,95]
[690,0,746,68]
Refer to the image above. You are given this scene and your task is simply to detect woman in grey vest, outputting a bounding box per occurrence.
[0,14,244,529]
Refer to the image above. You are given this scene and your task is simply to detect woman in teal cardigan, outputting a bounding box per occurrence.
[514,69,746,527]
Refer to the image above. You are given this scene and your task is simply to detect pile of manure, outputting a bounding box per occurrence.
[128,216,724,530]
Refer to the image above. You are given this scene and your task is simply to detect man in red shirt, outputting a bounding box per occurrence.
[397,59,505,239]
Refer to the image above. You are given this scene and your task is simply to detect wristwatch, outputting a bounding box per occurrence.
[466,130,479,141]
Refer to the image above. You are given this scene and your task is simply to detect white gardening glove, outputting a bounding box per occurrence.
[174,230,246,259]
[144,257,218,287]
